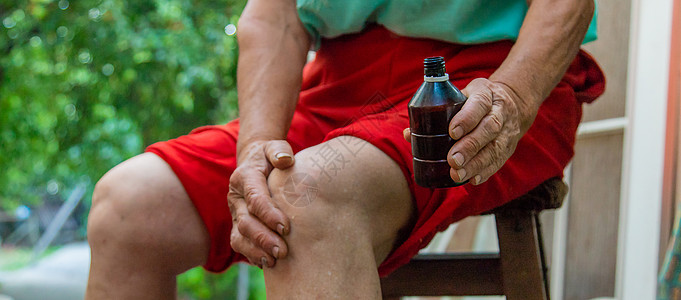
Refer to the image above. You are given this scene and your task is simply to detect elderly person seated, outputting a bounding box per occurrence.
[84,0,605,298]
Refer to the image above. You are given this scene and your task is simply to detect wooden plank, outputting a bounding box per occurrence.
[496,211,548,300]
[380,254,504,297]
[565,133,623,300]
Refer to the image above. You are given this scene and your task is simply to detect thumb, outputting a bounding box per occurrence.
[403,128,411,143]
[264,140,295,169]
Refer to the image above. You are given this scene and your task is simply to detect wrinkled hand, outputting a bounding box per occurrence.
[228,140,295,268]
[447,78,539,185]
[403,78,538,185]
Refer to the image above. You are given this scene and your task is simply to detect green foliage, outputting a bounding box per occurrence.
[178,265,266,300]
[0,0,245,210]
[1,1,264,297]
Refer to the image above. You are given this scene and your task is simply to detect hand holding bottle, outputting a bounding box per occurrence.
[445,78,539,185]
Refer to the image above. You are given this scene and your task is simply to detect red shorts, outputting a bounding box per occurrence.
[146,26,605,276]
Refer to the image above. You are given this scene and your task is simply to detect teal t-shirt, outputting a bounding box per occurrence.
[297,0,598,47]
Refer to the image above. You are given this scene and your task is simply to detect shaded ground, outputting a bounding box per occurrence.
[0,243,89,300]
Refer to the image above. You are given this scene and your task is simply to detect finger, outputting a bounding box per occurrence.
[264,140,295,170]
[403,128,411,143]
[447,103,505,169]
[450,165,468,183]
[459,138,513,186]
[232,168,291,236]
[231,231,274,268]
[450,78,494,140]
[230,189,288,260]
[230,229,277,268]
[235,210,289,260]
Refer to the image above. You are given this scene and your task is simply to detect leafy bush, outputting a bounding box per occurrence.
[178,265,266,300]
[0,0,245,210]
[1,0,270,298]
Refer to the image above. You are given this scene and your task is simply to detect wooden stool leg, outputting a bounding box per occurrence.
[495,210,550,300]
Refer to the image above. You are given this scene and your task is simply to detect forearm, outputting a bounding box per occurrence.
[236,0,310,161]
[489,0,594,129]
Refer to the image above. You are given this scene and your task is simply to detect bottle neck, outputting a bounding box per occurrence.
[424,73,449,82]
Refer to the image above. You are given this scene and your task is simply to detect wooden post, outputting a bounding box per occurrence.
[496,210,549,300]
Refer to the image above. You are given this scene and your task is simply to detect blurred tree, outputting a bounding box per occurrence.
[0,0,244,211]
[1,0,271,299]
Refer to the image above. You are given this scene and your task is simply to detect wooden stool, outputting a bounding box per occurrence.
[380,177,568,300]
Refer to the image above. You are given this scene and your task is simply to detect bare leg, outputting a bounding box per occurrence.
[85,153,210,299]
[264,137,414,299]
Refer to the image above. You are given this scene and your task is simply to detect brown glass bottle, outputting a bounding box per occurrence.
[409,56,467,188]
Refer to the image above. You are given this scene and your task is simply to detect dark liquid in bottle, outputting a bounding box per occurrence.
[409,57,467,188]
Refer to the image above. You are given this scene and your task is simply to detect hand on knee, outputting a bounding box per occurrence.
[265,151,375,253]
[228,140,297,268]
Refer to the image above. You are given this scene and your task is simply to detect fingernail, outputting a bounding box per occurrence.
[261,257,268,268]
[452,126,464,140]
[275,152,292,160]
[277,223,286,235]
[272,246,280,259]
[452,153,464,167]
[456,169,467,182]
[474,175,482,185]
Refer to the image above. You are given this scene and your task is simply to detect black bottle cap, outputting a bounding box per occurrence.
[424,56,446,77]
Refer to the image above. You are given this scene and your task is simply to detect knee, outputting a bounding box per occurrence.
[266,152,369,244]
[267,165,342,213]
[88,161,156,252]
[264,138,413,263]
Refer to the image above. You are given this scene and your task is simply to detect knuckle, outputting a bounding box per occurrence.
[236,215,251,234]
[467,157,486,173]
[252,231,271,248]
[243,184,263,204]
[492,141,506,158]
[487,114,503,134]
[258,208,279,227]
[272,140,291,152]
[488,143,507,171]
[229,169,244,187]
[245,197,273,222]
[471,78,489,89]
[229,231,243,250]
[228,205,237,219]
[232,167,245,179]
[480,90,494,105]
[488,148,500,167]
[245,193,262,212]
[227,191,240,207]
[464,136,483,152]
[493,139,506,153]
[235,215,254,236]
[507,100,519,115]
[227,196,235,210]
[230,229,240,242]
[473,97,491,113]
[492,140,512,161]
